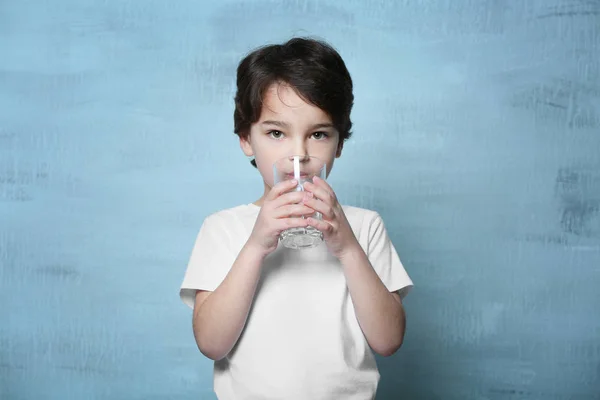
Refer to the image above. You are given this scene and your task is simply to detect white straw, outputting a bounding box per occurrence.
[294,156,300,188]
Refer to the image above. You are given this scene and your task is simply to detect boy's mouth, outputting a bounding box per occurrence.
[286,173,308,179]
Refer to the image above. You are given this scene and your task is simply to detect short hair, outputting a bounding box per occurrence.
[233,37,354,167]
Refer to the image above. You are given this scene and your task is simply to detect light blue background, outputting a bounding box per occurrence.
[1,1,599,399]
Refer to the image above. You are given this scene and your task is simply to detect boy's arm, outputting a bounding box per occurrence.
[192,242,266,361]
[338,245,406,357]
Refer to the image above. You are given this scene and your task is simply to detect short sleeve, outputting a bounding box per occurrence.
[366,212,413,300]
[179,213,237,309]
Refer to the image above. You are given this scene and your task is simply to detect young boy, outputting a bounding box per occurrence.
[179,37,413,399]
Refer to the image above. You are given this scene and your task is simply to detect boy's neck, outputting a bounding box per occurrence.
[252,197,264,207]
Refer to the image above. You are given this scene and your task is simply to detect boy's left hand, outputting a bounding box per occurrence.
[302,176,360,259]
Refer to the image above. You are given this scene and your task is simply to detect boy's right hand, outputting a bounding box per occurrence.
[247,179,315,257]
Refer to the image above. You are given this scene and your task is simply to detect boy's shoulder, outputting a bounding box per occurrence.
[341,204,378,217]
[203,203,258,224]
[341,204,383,228]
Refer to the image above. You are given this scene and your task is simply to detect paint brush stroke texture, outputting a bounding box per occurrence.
[1,0,599,399]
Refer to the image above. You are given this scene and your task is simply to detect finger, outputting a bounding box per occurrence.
[302,197,334,219]
[272,204,316,219]
[306,217,333,233]
[266,179,299,201]
[303,181,335,206]
[269,190,307,209]
[312,176,333,191]
[275,216,310,231]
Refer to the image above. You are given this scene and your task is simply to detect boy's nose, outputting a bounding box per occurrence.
[288,153,310,162]
[290,145,309,158]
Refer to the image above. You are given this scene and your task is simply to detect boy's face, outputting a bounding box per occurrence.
[240,82,343,193]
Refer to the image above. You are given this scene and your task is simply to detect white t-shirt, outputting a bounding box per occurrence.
[180,203,413,400]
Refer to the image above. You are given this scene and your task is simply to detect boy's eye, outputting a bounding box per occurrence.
[267,130,328,139]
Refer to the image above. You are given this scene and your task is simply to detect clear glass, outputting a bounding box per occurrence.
[273,155,327,249]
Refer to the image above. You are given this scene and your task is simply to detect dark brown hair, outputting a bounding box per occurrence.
[233,37,354,167]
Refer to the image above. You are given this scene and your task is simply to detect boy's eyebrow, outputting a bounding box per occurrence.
[261,120,290,128]
[261,120,336,130]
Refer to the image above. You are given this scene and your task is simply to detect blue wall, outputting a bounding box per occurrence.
[1,1,599,399]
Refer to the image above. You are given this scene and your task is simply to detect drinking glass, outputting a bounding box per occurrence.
[273,155,327,249]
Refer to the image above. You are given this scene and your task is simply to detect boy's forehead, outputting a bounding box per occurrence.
[259,83,331,123]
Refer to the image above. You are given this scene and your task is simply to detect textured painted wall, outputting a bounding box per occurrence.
[1,1,599,399]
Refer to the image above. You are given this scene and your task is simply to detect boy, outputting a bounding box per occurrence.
[179,37,413,399]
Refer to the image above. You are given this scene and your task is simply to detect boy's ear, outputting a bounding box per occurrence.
[335,141,344,158]
[239,135,254,157]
